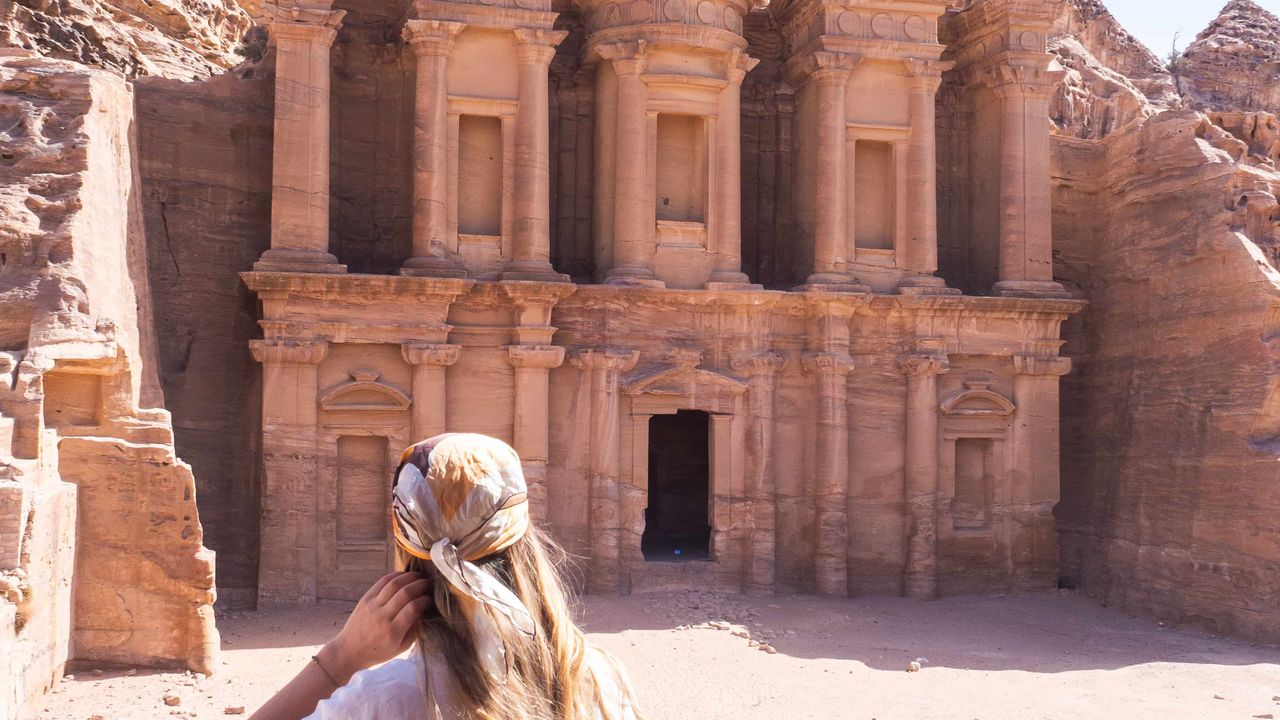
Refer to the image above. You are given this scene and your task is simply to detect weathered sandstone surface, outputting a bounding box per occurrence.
[0,53,219,719]
[0,0,255,80]
[1049,0,1280,641]
[1180,0,1280,115]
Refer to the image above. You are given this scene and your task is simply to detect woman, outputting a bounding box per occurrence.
[252,433,645,720]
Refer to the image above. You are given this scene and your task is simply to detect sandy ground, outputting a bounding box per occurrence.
[32,590,1280,720]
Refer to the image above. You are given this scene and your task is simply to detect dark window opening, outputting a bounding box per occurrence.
[642,410,711,561]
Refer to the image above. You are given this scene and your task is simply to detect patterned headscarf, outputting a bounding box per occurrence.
[391,433,536,681]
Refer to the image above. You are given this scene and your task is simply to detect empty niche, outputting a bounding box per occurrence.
[854,140,895,250]
[41,372,102,428]
[656,114,707,223]
[952,438,994,530]
[458,114,503,236]
[337,435,389,544]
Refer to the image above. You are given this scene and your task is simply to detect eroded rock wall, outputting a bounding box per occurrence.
[1180,0,1280,115]
[1053,110,1280,641]
[0,53,218,719]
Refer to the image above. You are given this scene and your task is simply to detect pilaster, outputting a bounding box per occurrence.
[569,348,640,594]
[401,342,462,441]
[897,58,960,296]
[901,342,948,600]
[1009,348,1071,590]
[730,350,787,594]
[250,338,329,606]
[802,349,854,596]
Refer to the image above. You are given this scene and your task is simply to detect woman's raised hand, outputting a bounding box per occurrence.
[319,571,433,681]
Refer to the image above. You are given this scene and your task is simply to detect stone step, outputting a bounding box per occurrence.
[628,560,742,594]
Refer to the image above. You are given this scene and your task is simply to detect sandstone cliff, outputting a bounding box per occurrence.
[1048,0,1280,641]
[1180,0,1280,114]
[0,0,255,80]
[1050,0,1179,139]
[0,52,219,718]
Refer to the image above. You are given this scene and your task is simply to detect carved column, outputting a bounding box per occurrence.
[802,351,854,596]
[902,348,948,600]
[255,7,346,273]
[802,52,857,286]
[402,20,468,278]
[506,345,566,523]
[1010,351,1071,589]
[600,43,662,287]
[732,351,786,594]
[401,343,461,440]
[570,348,639,594]
[504,29,570,282]
[250,338,329,605]
[708,53,759,289]
[987,65,1067,297]
[897,59,956,294]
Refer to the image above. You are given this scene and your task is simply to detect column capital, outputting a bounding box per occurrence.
[1012,354,1072,377]
[569,347,640,373]
[401,342,461,367]
[731,350,787,377]
[250,338,329,365]
[904,58,954,93]
[507,345,566,370]
[900,353,949,378]
[724,48,760,85]
[975,62,1062,99]
[801,351,854,376]
[513,28,567,65]
[785,49,860,89]
[402,19,466,55]
[594,40,648,75]
[266,5,345,44]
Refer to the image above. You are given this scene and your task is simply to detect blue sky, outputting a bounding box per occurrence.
[1103,0,1280,54]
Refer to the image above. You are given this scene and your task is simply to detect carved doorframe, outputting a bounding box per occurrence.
[617,351,748,588]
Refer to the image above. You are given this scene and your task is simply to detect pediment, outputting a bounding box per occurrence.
[622,363,747,400]
[320,369,410,411]
[940,388,1015,417]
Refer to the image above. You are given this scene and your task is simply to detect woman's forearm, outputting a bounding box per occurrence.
[249,642,357,720]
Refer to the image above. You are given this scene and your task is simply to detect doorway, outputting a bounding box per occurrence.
[642,410,711,561]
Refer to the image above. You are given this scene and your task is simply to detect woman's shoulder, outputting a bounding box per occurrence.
[304,655,425,720]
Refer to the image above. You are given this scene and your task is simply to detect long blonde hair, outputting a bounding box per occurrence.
[397,524,645,720]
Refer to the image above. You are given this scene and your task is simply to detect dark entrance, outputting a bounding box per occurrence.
[642,410,711,561]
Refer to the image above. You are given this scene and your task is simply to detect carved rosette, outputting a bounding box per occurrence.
[581,0,751,35]
[250,339,330,365]
[506,345,566,370]
[782,5,941,51]
[401,343,462,367]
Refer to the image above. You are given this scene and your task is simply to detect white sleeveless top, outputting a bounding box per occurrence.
[305,646,639,720]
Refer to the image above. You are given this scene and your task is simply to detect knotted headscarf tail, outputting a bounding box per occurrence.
[390,433,537,683]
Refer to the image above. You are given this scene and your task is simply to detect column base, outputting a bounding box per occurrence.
[253,248,346,274]
[795,273,870,294]
[992,280,1073,299]
[499,258,570,283]
[604,265,666,288]
[705,269,761,290]
[401,254,468,279]
[896,274,962,296]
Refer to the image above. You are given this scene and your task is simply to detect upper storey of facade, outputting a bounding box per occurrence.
[248,0,1070,299]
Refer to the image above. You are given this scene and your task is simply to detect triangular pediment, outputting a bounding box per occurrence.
[622,363,747,399]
